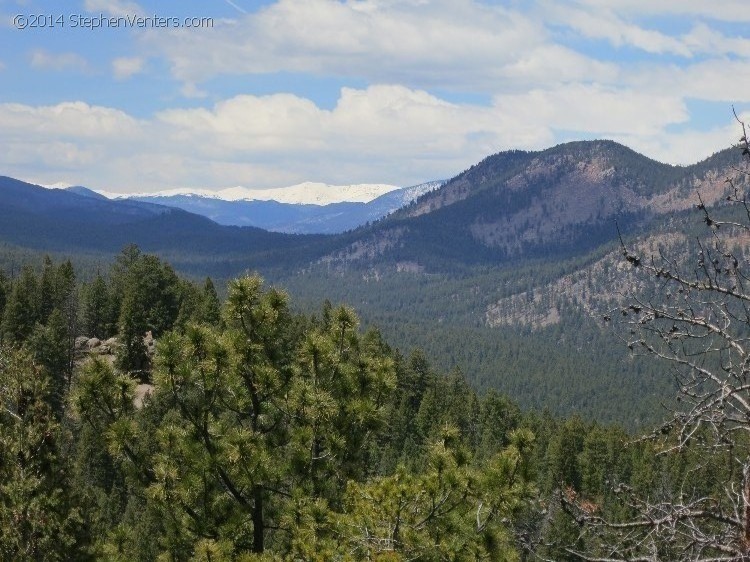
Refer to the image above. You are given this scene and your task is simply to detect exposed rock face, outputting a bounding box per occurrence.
[74,333,157,358]
[76,336,117,356]
[74,332,158,409]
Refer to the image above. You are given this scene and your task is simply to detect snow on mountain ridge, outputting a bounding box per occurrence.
[97,182,401,205]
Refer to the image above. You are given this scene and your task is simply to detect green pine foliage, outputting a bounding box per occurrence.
[0,346,88,560]
[0,249,733,560]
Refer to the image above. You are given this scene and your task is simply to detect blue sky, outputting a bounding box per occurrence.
[2,0,749,192]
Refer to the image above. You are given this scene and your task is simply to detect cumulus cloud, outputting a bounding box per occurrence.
[626,59,750,103]
[0,101,141,138]
[612,119,746,166]
[147,0,587,91]
[5,1,748,191]
[0,85,735,193]
[112,56,144,80]
[30,50,89,72]
[493,84,688,136]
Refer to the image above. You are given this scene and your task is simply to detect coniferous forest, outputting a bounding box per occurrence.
[3,193,750,560]
[2,139,750,560]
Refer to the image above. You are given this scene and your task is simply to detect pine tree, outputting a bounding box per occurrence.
[28,309,69,417]
[116,287,149,377]
[81,273,110,339]
[200,277,221,326]
[38,256,56,325]
[0,346,88,559]
[0,271,8,341]
[1,266,39,345]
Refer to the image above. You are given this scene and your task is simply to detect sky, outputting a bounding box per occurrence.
[1,0,749,193]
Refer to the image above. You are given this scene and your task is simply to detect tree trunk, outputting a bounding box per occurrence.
[253,484,264,553]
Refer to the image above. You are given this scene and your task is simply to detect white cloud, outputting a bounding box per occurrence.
[147,0,595,92]
[112,56,144,80]
[493,84,688,136]
[1,85,735,193]
[4,139,98,170]
[568,0,750,22]
[612,118,746,166]
[545,5,692,56]
[179,82,209,99]
[626,59,750,104]
[83,0,142,17]
[143,0,750,96]
[4,2,747,193]
[681,23,750,58]
[0,101,141,139]
[29,50,89,72]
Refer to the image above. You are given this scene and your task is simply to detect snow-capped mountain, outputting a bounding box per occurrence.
[66,180,444,234]
[98,182,401,206]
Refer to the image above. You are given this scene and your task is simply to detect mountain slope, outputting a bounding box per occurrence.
[321,141,743,272]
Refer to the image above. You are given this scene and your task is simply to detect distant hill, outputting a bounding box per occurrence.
[65,185,109,200]
[0,176,330,276]
[321,140,743,272]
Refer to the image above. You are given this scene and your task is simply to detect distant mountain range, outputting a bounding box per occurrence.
[9,140,743,276]
[108,181,443,234]
[59,181,443,234]
[100,182,402,205]
[3,140,747,423]
[0,175,330,276]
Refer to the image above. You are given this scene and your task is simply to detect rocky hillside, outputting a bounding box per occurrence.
[321,141,745,272]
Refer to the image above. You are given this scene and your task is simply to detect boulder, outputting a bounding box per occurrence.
[133,383,154,409]
[100,337,119,354]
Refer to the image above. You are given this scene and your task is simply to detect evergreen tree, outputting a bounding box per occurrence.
[116,287,149,377]
[28,308,69,417]
[0,271,8,340]
[340,426,535,560]
[146,275,298,555]
[200,277,221,326]
[1,266,39,345]
[81,273,110,339]
[113,248,181,376]
[38,256,56,325]
[0,346,88,560]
